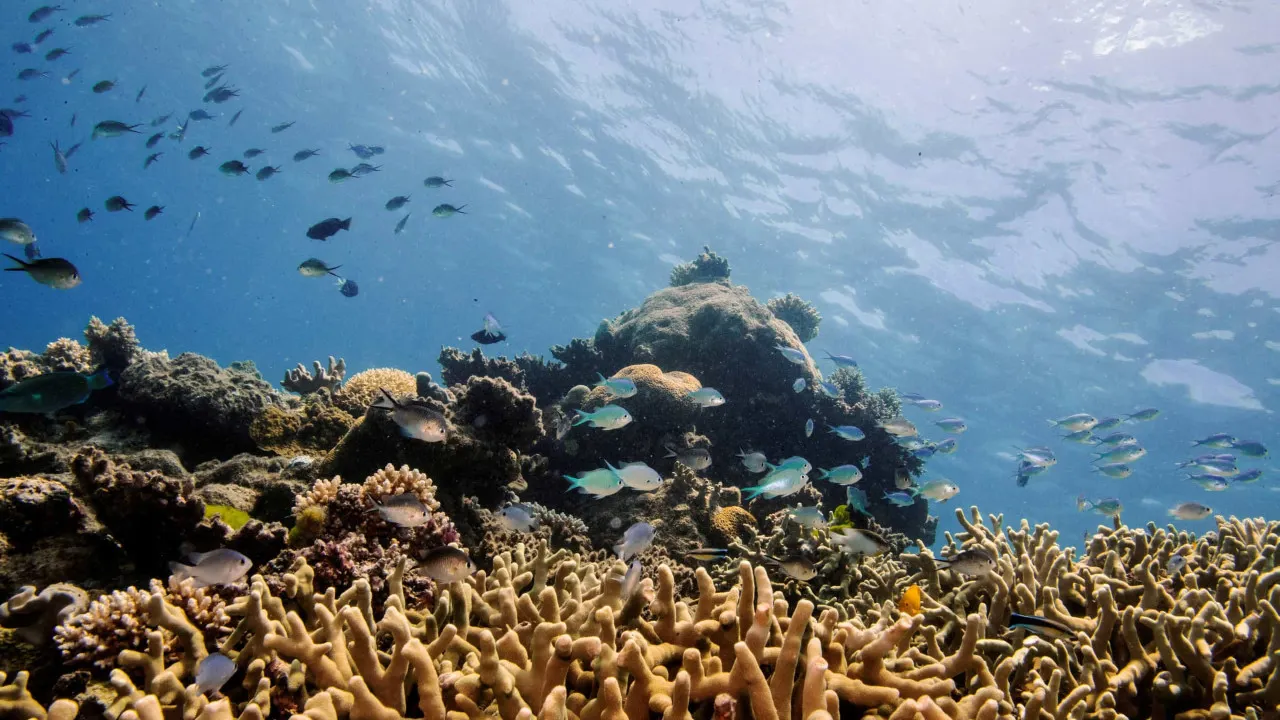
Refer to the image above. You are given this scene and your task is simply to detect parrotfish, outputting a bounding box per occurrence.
[0,368,112,413]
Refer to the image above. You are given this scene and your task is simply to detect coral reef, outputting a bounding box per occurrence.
[5,507,1274,720]
[248,398,355,457]
[83,316,141,369]
[451,376,544,450]
[669,244,732,286]
[767,292,822,343]
[281,356,346,395]
[333,367,416,416]
[115,352,286,461]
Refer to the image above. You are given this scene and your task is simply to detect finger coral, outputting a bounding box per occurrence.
[281,356,346,395]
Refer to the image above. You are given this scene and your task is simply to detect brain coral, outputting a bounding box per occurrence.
[333,367,416,416]
[580,364,703,429]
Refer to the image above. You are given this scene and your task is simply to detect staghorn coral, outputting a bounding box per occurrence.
[767,292,822,343]
[281,356,346,395]
[332,367,416,416]
[83,316,141,369]
[5,509,1280,720]
[361,464,440,509]
[52,577,231,671]
[669,244,732,286]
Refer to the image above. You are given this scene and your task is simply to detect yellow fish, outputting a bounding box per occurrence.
[898,584,922,616]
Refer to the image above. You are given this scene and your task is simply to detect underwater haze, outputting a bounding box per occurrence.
[2,0,1279,548]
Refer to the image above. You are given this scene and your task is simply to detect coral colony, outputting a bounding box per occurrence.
[0,249,1277,718]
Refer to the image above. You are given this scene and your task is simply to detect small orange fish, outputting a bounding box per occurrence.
[898,584,922,616]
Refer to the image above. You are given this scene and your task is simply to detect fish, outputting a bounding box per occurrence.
[168,548,251,588]
[823,351,858,368]
[92,120,142,138]
[787,506,826,530]
[349,143,377,159]
[1190,475,1229,491]
[1230,469,1263,484]
[737,449,767,473]
[775,344,807,365]
[621,560,642,600]
[830,528,889,556]
[769,456,812,474]
[145,132,164,148]
[684,548,730,562]
[1014,446,1056,468]
[934,418,967,433]
[910,399,943,411]
[1092,463,1132,479]
[765,556,817,582]
[471,313,506,344]
[243,148,265,158]
[686,388,726,407]
[29,5,61,22]
[329,168,356,183]
[792,378,806,393]
[202,64,229,77]
[271,121,295,133]
[1230,440,1268,458]
[386,195,411,211]
[294,149,320,162]
[595,373,637,398]
[1014,460,1046,488]
[1168,502,1213,521]
[1092,416,1124,432]
[170,120,188,142]
[194,652,235,695]
[144,152,163,169]
[1176,453,1236,469]
[339,280,359,298]
[3,254,80,289]
[105,196,135,212]
[219,160,250,176]
[49,140,68,174]
[298,259,343,278]
[17,69,48,81]
[1093,446,1146,465]
[351,163,381,176]
[92,80,114,94]
[742,468,809,500]
[1188,461,1238,478]
[13,42,33,54]
[935,547,996,576]
[23,243,39,261]
[1166,555,1187,574]
[932,438,958,455]
[229,109,242,126]
[614,522,656,560]
[895,468,914,490]
[1047,413,1098,432]
[879,416,918,437]
[74,14,111,26]
[186,212,201,239]
[1007,613,1072,641]
[0,368,112,413]
[913,444,937,459]
[564,468,624,497]
[665,445,712,471]
[883,491,915,507]
[573,405,633,431]
[608,460,663,491]
[1192,433,1237,448]
[496,504,539,532]
[805,418,814,437]
[424,176,453,187]
[418,547,476,583]
[1095,432,1136,447]
[827,424,865,441]
[188,146,210,160]
[371,389,448,442]
[369,493,431,527]
[151,112,173,127]
[76,208,93,223]
[915,480,959,502]
[188,109,215,121]
[0,218,36,245]
[845,486,870,514]
[817,381,841,399]
[255,166,281,181]
[1125,408,1160,422]
[432,203,467,217]
[1061,430,1097,444]
[306,217,352,241]
[898,584,922,615]
[817,464,862,486]
[394,214,410,234]
[1076,495,1123,518]
[144,206,164,221]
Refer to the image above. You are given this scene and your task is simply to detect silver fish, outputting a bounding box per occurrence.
[418,546,476,583]
[169,548,251,588]
[371,493,431,527]
[194,652,235,694]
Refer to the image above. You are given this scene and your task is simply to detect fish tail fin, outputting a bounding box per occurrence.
[86,366,114,389]
[595,372,607,385]
[3,254,28,269]
[168,561,193,580]
[1076,495,1090,512]
[663,444,677,458]
[571,410,592,426]
[456,205,468,213]
[742,485,766,500]
[372,388,398,410]
[563,475,582,491]
[444,180,453,186]
[340,217,352,230]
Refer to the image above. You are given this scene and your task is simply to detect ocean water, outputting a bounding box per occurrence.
[1,0,1277,548]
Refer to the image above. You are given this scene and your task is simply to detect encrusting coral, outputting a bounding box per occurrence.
[2,505,1279,720]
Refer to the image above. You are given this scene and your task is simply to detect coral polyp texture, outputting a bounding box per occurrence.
[2,509,1276,720]
[767,292,822,343]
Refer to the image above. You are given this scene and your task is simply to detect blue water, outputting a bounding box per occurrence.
[2,1,1277,548]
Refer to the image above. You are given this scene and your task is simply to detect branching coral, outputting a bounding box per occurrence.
[281,356,346,395]
[767,293,822,343]
[670,245,732,286]
[333,367,416,416]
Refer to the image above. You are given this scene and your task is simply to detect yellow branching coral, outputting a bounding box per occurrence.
[292,476,342,515]
[333,367,416,416]
[361,463,440,511]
